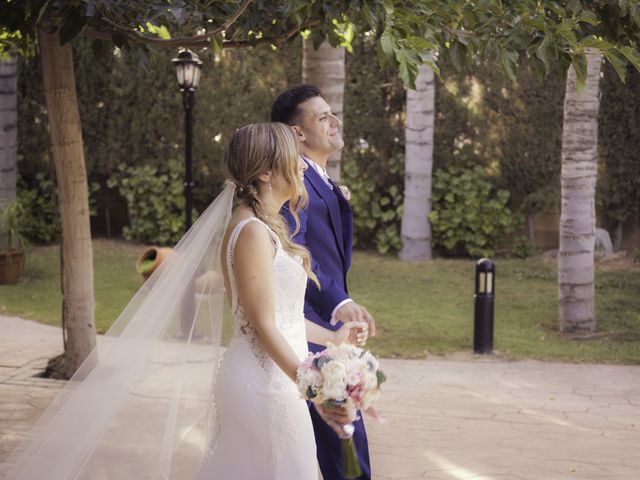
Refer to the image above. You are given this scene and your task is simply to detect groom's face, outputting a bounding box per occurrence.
[294,96,344,156]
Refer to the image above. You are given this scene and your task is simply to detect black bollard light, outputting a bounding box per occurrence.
[473,258,495,354]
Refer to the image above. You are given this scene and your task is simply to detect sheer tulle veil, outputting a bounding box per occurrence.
[5,183,236,480]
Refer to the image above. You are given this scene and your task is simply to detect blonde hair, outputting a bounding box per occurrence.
[225,123,319,287]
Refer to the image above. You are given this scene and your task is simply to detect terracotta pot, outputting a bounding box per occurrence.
[136,246,175,280]
[0,250,24,285]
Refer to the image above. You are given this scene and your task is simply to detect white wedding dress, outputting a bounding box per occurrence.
[197,217,318,479]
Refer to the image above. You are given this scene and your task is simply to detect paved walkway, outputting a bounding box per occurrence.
[0,315,639,479]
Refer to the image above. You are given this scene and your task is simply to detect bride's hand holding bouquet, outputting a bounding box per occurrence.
[296,342,386,479]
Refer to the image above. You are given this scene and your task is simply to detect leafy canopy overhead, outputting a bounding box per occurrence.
[2,1,640,87]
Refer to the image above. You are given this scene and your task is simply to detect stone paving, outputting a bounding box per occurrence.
[1,314,639,480]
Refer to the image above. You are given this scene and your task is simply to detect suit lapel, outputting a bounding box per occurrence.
[303,160,346,262]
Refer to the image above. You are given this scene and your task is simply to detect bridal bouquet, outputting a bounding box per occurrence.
[296,343,386,479]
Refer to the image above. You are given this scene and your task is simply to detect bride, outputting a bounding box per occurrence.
[5,123,364,480]
[197,123,364,479]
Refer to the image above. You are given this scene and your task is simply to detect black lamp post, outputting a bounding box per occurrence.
[172,49,203,232]
[172,49,203,340]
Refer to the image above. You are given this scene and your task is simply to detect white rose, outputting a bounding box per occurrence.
[297,368,322,397]
[320,361,347,401]
[364,371,378,390]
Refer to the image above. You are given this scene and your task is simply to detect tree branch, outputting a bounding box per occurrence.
[96,0,253,48]
[83,18,322,50]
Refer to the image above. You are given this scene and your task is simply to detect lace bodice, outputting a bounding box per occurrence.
[226,217,309,373]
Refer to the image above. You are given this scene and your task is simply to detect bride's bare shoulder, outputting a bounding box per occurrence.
[224,210,273,256]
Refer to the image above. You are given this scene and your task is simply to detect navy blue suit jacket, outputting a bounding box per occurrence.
[282,159,353,336]
[281,158,371,480]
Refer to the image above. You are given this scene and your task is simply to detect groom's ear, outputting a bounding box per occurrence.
[290,125,305,143]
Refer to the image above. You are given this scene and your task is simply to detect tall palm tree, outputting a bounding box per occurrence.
[302,39,345,181]
[0,56,17,210]
[558,49,602,333]
[399,64,435,261]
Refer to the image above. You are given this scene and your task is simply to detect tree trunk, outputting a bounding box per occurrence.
[0,57,17,210]
[302,39,345,181]
[39,29,96,376]
[399,64,435,262]
[613,221,623,252]
[558,49,602,334]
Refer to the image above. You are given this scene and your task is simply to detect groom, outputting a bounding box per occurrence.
[273,85,376,480]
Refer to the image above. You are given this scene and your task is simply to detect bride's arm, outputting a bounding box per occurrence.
[233,222,301,382]
[305,319,367,347]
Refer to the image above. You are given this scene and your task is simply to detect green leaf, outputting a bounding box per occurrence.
[379,29,396,58]
[577,10,598,26]
[146,22,171,40]
[536,33,555,72]
[395,47,419,88]
[603,49,627,83]
[571,52,588,90]
[34,0,51,28]
[619,46,640,73]
[449,41,466,71]
[362,0,378,30]
[556,22,577,48]
[210,33,223,55]
[581,36,613,51]
[500,48,518,82]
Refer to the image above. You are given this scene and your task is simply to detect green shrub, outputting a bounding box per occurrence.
[342,152,404,255]
[17,172,60,244]
[107,159,195,246]
[428,164,516,257]
[510,234,538,258]
[18,172,99,245]
[0,200,29,252]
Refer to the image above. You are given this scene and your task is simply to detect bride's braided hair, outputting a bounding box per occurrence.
[225,123,319,287]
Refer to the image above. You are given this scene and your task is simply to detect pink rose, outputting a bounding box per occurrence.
[348,384,364,404]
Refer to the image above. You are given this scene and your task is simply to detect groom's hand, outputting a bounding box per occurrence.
[314,404,357,439]
[335,321,368,346]
[335,302,376,337]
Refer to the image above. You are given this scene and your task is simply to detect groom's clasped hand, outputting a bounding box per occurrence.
[336,301,376,345]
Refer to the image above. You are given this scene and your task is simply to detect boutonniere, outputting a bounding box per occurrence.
[338,185,351,201]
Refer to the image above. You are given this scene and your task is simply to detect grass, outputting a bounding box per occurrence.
[0,240,142,333]
[1,239,639,364]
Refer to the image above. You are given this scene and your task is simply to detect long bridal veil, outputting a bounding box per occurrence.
[5,183,236,480]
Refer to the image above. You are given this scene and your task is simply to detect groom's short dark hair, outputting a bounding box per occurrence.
[271,84,322,126]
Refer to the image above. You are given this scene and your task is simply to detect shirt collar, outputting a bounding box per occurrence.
[302,155,332,188]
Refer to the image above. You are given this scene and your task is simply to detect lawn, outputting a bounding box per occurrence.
[1,239,639,364]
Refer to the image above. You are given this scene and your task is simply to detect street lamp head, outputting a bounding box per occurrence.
[172,49,203,91]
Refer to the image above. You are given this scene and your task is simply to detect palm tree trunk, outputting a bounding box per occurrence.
[558,49,602,334]
[399,64,434,262]
[39,29,96,376]
[0,57,17,210]
[302,39,345,181]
